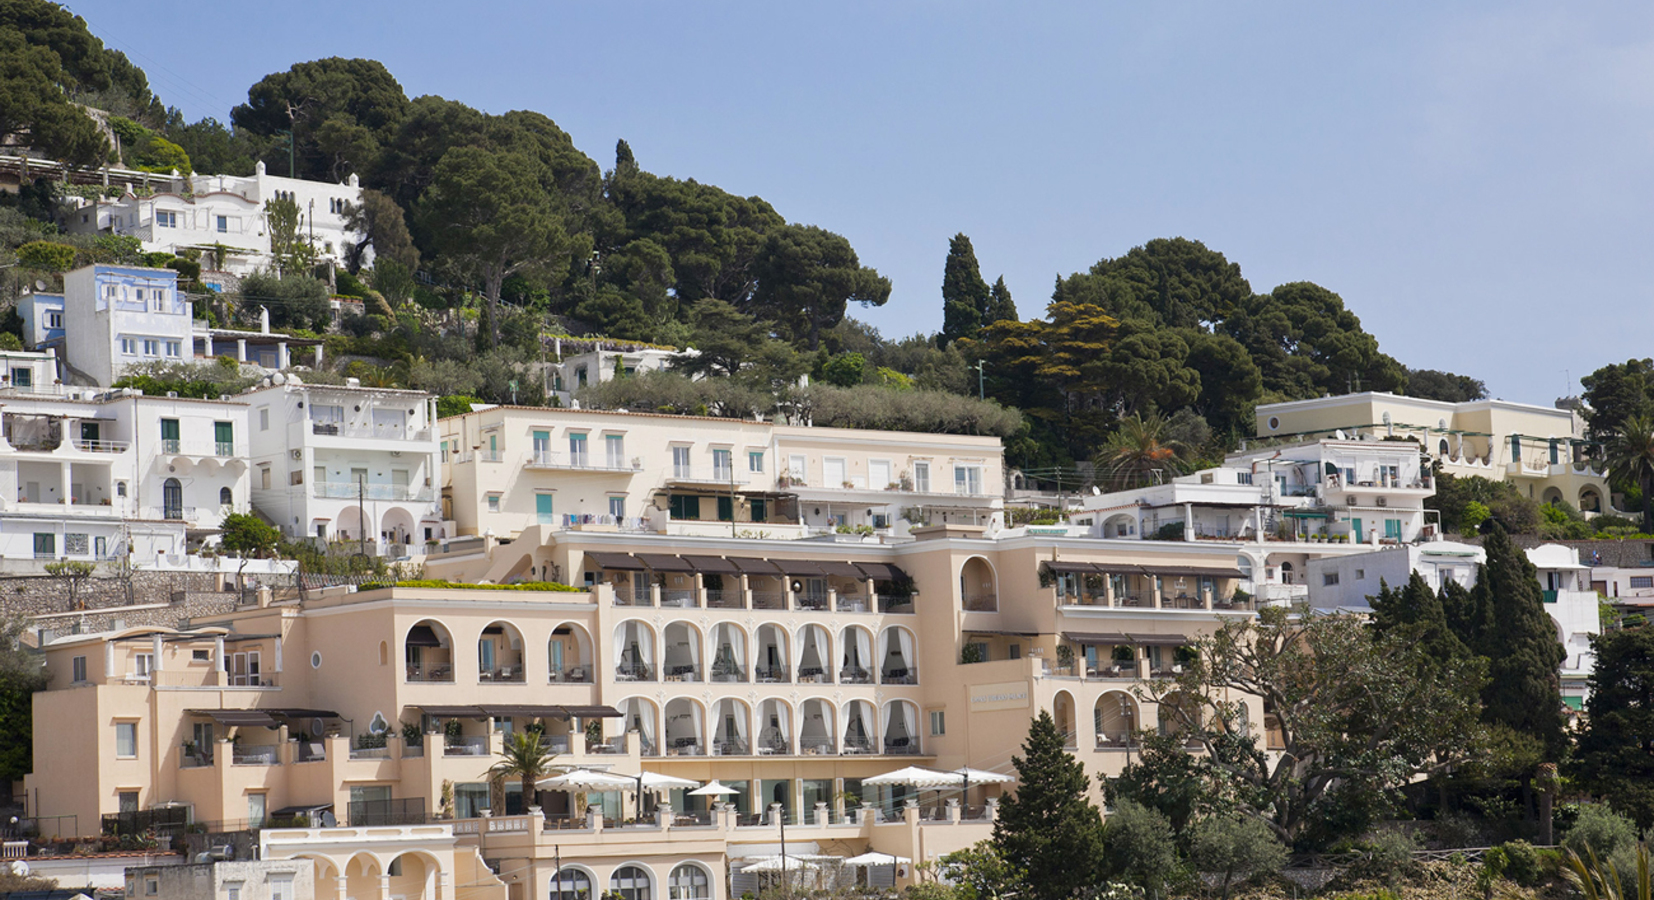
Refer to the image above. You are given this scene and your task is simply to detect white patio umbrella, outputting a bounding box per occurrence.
[639,771,699,791]
[860,765,960,788]
[535,769,637,791]
[948,767,1013,785]
[689,779,739,796]
[741,855,820,873]
[843,852,912,866]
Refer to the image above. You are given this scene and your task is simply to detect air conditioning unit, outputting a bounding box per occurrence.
[1376,497,1387,507]
[289,450,302,460]
[390,451,402,457]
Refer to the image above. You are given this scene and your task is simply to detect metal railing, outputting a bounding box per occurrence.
[881,667,918,685]
[615,663,655,682]
[750,591,785,610]
[877,594,915,614]
[480,666,526,683]
[795,592,829,611]
[347,798,427,827]
[712,738,749,756]
[295,742,327,762]
[799,738,836,755]
[666,738,704,756]
[232,745,279,766]
[586,736,626,754]
[710,662,747,683]
[705,589,741,609]
[72,439,129,453]
[350,746,390,760]
[443,736,490,757]
[179,747,214,769]
[405,664,454,683]
[841,737,876,755]
[662,664,701,681]
[313,483,434,502]
[661,589,696,608]
[754,664,790,683]
[526,450,636,471]
[549,666,592,683]
[840,666,873,684]
[883,738,921,755]
[962,594,997,611]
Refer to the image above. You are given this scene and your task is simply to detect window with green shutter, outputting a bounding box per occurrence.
[717,496,734,521]
[536,493,555,524]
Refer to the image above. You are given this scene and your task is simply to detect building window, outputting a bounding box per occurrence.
[668,494,699,520]
[165,341,180,357]
[192,649,211,662]
[258,408,269,431]
[930,710,946,736]
[610,865,652,900]
[120,338,137,355]
[65,533,88,555]
[156,211,176,228]
[913,461,931,493]
[551,869,593,900]
[672,445,692,478]
[142,339,160,356]
[226,883,242,900]
[748,451,764,473]
[1630,576,1653,589]
[536,493,554,524]
[667,864,709,900]
[46,312,62,329]
[1354,569,1365,580]
[486,494,501,513]
[72,655,87,683]
[1322,572,1340,586]
[605,434,625,468]
[268,874,292,900]
[216,215,229,233]
[115,721,138,757]
[143,873,158,895]
[32,533,54,558]
[954,465,983,495]
[751,498,767,522]
[11,367,31,388]
[608,496,626,519]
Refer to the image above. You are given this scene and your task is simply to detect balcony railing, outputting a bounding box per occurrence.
[668,466,749,485]
[840,666,873,684]
[877,594,915,614]
[710,662,747,683]
[525,450,637,472]
[881,667,918,685]
[666,738,703,756]
[1095,734,1136,751]
[311,422,430,441]
[72,439,129,454]
[615,663,655,682]
[795,592,829,611]
[797,666,830,684]
[661,589,696,608]
[405,663,454,683]
[750,591,785,610]
[587,736,627,755]
[842,737,876,755]
[232,745,279,766]
[178,747,213,769]
[349,746,390,760]
[295,742,327,762]
[756,738,791,756]
[480,666,526,683]
[962,594,997,612]
[799,738,836,755]
[883,738,921,755]
[549,666,592,683]
[713,738,749,756]
[444,736,490,757]
[705,589,741,609]
[314,483,434,502]
[662,664,701,682]
[755,664,790,683]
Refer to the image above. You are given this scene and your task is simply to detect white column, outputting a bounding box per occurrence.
[236,338,247,362]
[273,637,283,673]
[203,333,214,357]
[314,345,324,367]
[1183,502,1195,541]
[59,461,72,507]
[277,341,288,369]
[215,636,226,673]
[151,633,164,670]
[105,640,115,677]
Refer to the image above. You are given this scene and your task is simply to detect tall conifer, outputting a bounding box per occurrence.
[993,710,1105,900]
[941,233,991,347]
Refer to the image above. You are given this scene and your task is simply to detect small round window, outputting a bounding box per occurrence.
[311,651,323,669]
[1267,416,1280,431]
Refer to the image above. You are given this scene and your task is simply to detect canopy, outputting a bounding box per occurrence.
[729,557,782,575]
[844,852,912,867]
[404,624,444,647]
[536,769,638,791]
[1062,632,1132,646]
[853,562,907,582]
[949,767,1014,785]
[683,556,739,574]
[1128,633,1191,647]
[741,855,819,873]
[861,766,964,789]
[773,559,826,577]
[639,771,699,791]
[588,552,645,571]
[818,561,866,578]
[637,553,696,573]
[689,780,739,796]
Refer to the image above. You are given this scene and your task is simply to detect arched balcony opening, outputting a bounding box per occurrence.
[1157,691,1202,746]
[663,698,705,756]
[478,621,525,682]
[882,700,920,755]
[710,623,747,683]
[839,626,874,684]
[711,698,752,756]
[619,697,659,756]
[404,620,453,683]
[661,622,703,682]
[798,698,836,754]
[756,699,792,755]
[755,624,789,683]
[1052,691,1077,750]
[960,556,997,611]
[878,626,917,684]
[796,624,831,684]
[842,700,876,755]
[386,851,439,900]
[1094,691,1138,750]
[613,621,656,682]
[548,623,592,683]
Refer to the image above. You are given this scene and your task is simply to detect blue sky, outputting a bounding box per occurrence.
[70,2,1654,404]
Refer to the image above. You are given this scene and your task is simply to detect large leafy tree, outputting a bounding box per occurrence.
[1220,281,1406,399]
[419,145,566,347]
[986,276,1017,328]
[1581,359,1654,443]
[1141,604,1486,846]
[342,188,418,272]
[991,710,1104,900]
[231,57,409,180]
[1368,572,1472,665]
[940,233,991,347]
[748,225,890,350]
[1605,413,1654,534]
[1057,237,1251,330]
[1404,367,1487,403]
[1571,625,1654,833]
[0,28,107,166]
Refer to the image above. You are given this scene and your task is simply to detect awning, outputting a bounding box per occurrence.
[266,709,340,720]
[728,557,782,575]
[1044,561,1100,575]
[854,562,907,582]
[478,705,572,720]
[967,629,1038,637]
[773,559,826,577]
[588,551,645,571]
[637,553,696,573]
[1062,632,1133,646]
[404,625,444,647]
[1142,566,1246,579]
[1281,509,1330,518]
[818,561,865,578]
[560,705,623,718]
[415,705,491,718]
[187,709,280,727]
[1128,633,1191,647]
[683,556,739,575]
[272,803,333,817]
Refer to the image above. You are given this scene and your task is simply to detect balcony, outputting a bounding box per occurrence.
[549,666,592,683]
[665,738,703,757]
[799,738,836,755]
[295,742,327,763]
[750,591,785,611]
[524,450,637,473]
[881,667,918,685]
[661,589,697,608]
[705,589,741,609]
[877,594,915,614]
[158,440,236,458]
[615,663,655,682]
[662,664,701,682]
[348,746,390,760]
[841,737,876,755]
[405,663,454,683]
[479,666,525,683]
[666,466,749,486]
[755,665,790,684]
[70,439,129,454]
[314,483,434,502]
[178,746,213,769]
[444,736,490,757]
[883,738,921,755]
[840,666,873,685]
[795,592,829,611]
[310,422,431,442]
[712,738,749,757]
[232,745,279,766]
[962,594,997,612]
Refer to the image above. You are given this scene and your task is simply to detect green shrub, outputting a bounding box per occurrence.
[387,579,583,593]
[15,240,76,272]
[1496,840,1543,886]
[1361,829,1418,883]
[1563,804,1639,859]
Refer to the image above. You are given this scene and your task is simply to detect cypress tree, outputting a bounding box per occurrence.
[993,710,1105,900]
[986,275,1018,327]
[1469,524,1567,757]
[940,233,991,347]
[1369,572,1471,664]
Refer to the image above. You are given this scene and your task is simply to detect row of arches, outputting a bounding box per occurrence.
[290,848,444,900]
[614,620,918,685]
[613,695,922,757]
[400,618,593,683]
[1049,689,1221,748]
[553,862,713,900]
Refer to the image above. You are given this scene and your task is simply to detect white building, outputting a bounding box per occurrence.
[0,388,252,567]
[242,375,442,553]
[21,265,321,388]
[61,161,367,275]
[1307,541,1599,706]
[549,342,691,405]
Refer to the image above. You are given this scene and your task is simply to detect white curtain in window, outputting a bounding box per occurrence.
[776,702,791,745]
[689,701,704,746]
[723,700,749,745]
[797,626,827,672]
[687,627,701,670]
[613,624,626,668]
[628,699,656,750]
[853,628,871,668]
[897,628,914,669]
[636,624,654,668]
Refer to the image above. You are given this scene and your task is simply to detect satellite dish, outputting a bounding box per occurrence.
[1334,429,1347,440]
[1092,486,1101,496]
[35,280,47,291]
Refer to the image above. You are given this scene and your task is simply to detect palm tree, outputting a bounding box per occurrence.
[485,729,560,815]
[1604,414,1654,534]
[1562,843,1650,900]
[1093,412,1194,491]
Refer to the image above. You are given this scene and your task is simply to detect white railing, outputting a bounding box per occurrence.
[313,483,434,502]
[526,450,638,472]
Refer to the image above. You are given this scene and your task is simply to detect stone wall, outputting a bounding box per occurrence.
[0,570,255,641]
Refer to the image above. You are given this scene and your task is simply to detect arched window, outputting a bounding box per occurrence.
[668,864,709,900]
[611,865,652,900]
[219,486,232,506]
[162,478,183,519]
[551,868,592,900]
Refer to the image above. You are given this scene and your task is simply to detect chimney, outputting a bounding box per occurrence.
[259,307,270,334]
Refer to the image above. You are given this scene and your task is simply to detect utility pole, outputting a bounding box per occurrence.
[973,359,987,400]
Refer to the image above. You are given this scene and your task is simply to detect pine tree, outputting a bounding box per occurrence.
[986,275,1018,327]
[1468,524,1567,757]
[614,138,638,175]
[993,710,1105,900]
[940,233,991,347]
[1571,625,1654,833]
[1369,572,1471,664]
